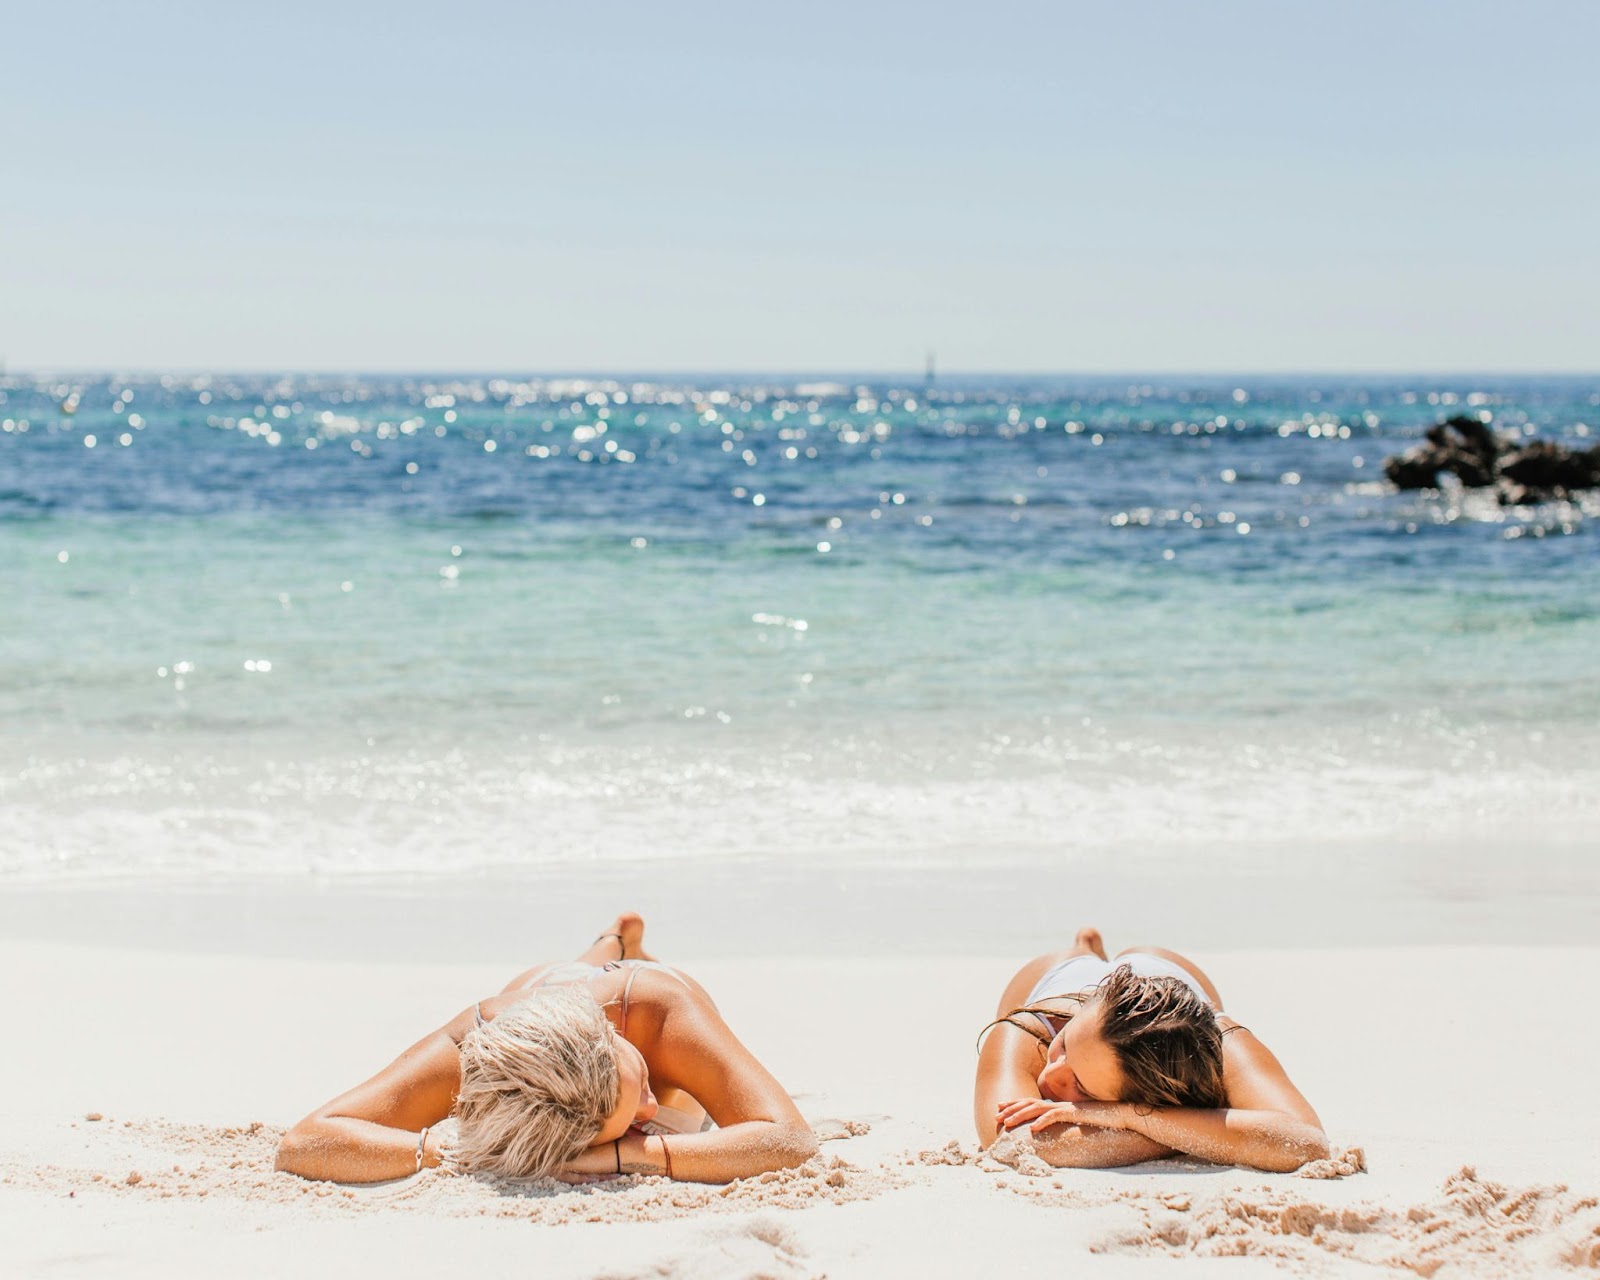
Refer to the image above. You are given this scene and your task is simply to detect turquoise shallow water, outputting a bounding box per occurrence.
[1,372,1596,884]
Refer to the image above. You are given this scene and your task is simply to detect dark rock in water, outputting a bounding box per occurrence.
[1384,452,1446,490]
[1499,440,1600,494]
[1424,414,1498,459]
[1425,415,1499,487]
[1383,415,1598,503]
[1386,415,1499,488]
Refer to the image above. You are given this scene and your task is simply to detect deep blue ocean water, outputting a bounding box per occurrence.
[1,372,1596,884]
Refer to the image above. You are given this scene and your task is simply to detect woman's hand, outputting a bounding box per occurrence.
[997,1097,1136,1134]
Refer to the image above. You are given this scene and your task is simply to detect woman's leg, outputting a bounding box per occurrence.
[990,926,1108,1016]
[498,912,654,993]
[1113,944,1225,1010]
[574,911,650,965]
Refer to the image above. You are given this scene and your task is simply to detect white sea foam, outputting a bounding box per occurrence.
[3,725,1595,897]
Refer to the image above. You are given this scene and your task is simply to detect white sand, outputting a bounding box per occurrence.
[3,931,1599,1277]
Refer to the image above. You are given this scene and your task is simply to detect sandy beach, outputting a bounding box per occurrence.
[4,888,1597,1279]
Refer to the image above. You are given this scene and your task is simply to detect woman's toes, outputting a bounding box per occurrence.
[616,912,646,958]
[1076,927,1107,960]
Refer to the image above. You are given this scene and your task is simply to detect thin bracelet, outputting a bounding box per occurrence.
[613,1139,622,1174]
[660,1137,673,1181]
[416,1126,430,1174]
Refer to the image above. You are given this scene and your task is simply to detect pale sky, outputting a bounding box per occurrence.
[3,0,1596,373]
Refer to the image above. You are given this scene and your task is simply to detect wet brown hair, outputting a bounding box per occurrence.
[990,964,1227,1110]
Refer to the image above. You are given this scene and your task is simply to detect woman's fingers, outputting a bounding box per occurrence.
[996,1099,1052,1129]
[1030,1101,1129,1133]
[1029,1105,1079,1132]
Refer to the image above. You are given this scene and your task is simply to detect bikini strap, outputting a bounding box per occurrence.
[619,963,643,1039]
[474,1001,486,1027]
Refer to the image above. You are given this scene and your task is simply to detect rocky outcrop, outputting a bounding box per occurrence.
[1384,415,1600,503]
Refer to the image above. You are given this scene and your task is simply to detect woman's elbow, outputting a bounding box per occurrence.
[722,1122,816,1181]
[274,1120,319,1177]
[781,1123,820,1169]
[1293,1126,1331,1168]
[274,1134,305,1176]
[754,1121,818,1173]
[1260,1124,1330,1173]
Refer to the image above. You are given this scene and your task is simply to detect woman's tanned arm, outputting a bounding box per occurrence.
[634,997,817,1183]
[275,1015,467,1183]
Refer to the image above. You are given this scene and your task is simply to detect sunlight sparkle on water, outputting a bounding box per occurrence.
[752,613,807,632]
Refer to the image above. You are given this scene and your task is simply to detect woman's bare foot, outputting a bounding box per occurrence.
[604,912,652,960]
[1075,926,1108,960]
[579,912,652,964]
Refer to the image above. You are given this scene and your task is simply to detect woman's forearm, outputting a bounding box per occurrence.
[622,1120,817,1183]
[275,1116,437,1183]
[1025,1124,1172,1169]
[1126,1107,1329,1172]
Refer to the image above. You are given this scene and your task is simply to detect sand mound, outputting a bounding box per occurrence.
[12,1116,1598,1273]
[0,1114,898,1225]
[904,1137,1597,1273]
[1298,1146,1368,1179]
[809,1116,873,1142]
[1052,1167,1596,1275]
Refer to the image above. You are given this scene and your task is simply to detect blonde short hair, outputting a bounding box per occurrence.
[452,986,620,1178]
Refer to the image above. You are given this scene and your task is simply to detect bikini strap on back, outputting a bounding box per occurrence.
[620,963,643,1039]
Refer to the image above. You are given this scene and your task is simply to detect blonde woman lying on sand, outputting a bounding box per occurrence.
[277,913,816,1184]
[975,928,1327,1173]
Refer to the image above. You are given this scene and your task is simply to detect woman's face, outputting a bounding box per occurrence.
[593,1030,659,1146]
[1037,998,1126,1104]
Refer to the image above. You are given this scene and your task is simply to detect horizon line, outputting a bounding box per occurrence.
[5,366,1599,381]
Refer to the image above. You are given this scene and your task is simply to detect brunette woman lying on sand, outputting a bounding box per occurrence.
[975,928,1327,1172]
[277,913,816,1184]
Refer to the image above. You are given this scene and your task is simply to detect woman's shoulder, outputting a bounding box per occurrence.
[456,992,517,1037]
[625,963,700,1006]
[623,964,720,1036]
